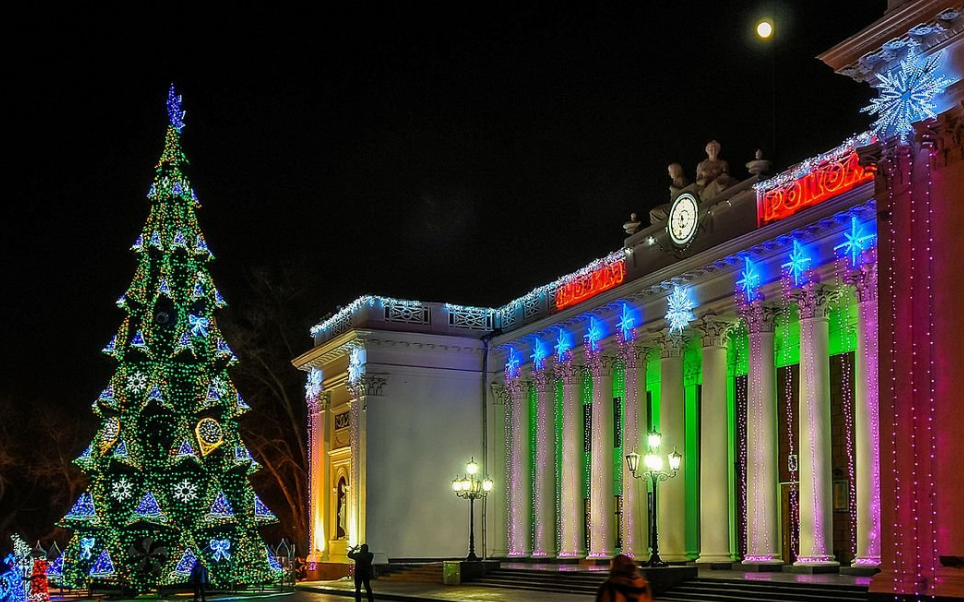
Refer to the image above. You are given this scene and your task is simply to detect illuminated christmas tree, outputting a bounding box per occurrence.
[58,86,280,592]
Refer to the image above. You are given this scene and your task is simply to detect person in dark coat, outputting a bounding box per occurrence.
[594,554,652,602]
[190,560,208,602]
[347,543,374,602]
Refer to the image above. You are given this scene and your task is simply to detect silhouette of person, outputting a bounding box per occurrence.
[190,560,208,602]
[594,554,652,602]
[347,543,374,602]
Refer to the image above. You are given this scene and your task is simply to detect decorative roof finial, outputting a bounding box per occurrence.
[167,84,186,132]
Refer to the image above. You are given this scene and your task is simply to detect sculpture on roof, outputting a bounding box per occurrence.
[695,140,736,200]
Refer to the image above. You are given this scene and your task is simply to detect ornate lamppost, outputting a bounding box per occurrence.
[626,430,682,567]
[452,458,493,562]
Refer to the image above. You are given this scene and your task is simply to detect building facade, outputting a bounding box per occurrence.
[293,3,964,598]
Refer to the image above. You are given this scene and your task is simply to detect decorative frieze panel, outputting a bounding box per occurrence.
[448,306,494,330]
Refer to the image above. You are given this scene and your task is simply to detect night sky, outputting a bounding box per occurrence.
[5,2,884,404]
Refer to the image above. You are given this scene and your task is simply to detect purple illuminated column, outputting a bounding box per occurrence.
[795,283,838,567]
[742,302,782,565]
[849,260,881,566]
[696,315,737,564]
[555,355,585,558]
[506,372,531,557]
[657,332,687,562]
[619,339,647,558]
[588,347,616,558]
[532,367,557,557]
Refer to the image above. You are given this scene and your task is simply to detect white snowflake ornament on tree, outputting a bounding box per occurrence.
[111,477,133,501]
[862,46,954,142]
[173,479,198,503]
[127,371,148,393]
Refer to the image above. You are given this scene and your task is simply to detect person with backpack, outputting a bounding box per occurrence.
[347,543,374,602]
[594,554,652,602]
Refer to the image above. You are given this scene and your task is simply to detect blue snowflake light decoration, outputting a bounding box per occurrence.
[618,303,635,342]
[167,84,186,132]
[736,257,762,299]
[505,348,521,379]
[834,215,877,267]
[530,338,548,370]
[554,328,571,361]
[782,239,813,287]
[586,317,603,351]
[665,285,695,335]
[862,47,954,142]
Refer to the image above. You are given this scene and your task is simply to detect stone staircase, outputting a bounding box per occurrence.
[472,567,607,595]
[660,577,868,602]
[377,563,445,583]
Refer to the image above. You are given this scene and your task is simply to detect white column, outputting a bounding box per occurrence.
[620,341,647,558]
[657,332,688,562]
[489,381,509,558]
[850,262,881,567]
[506,372,531,557]
[532,367,557,557]
[555,356,585,557]
[696,316,737,564]
[306,383,329,565]
[742,303,782,565]
[795,283,837,566]
[588,347,616,558]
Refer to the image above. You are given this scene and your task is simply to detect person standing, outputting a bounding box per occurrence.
[190,560,208,602]
[594,555,652,602]
[347,543,374,602]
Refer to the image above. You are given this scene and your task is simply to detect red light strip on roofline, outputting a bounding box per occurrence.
[554,258,626,310]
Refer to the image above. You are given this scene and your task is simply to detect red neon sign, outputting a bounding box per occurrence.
[758,152,873,226]
[554,259,626,310]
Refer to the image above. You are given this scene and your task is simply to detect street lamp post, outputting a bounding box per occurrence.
[452,458,494,562]
[626,431,682,567]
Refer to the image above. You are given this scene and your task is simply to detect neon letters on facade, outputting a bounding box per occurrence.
[758,152,872,226]
[554,258,626,310]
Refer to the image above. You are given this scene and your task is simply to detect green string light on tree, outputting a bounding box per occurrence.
[57,85,278,593]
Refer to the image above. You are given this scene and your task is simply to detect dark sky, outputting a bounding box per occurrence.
[4,2,884,403]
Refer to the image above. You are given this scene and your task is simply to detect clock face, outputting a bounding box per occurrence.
[668,193,699,246]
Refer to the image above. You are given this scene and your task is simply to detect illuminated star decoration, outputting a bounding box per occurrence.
[665,285,695,335]
[586,317,603,351]
[782,239,812,287]
[861,46,954,142]
[736,257,762,299]
[834,215,876,267]
[618,303,635,341]
[505,348,521,379]
[554,328,571,361]
[530,338,548,370]
[167,84,186,132]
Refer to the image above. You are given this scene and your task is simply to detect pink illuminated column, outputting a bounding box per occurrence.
[532,367,557,558]
[505,370,531,557]
[848,260,881,567]
[306,370,329,565]
[588,345,616,558]
[742,302,782,565]
[555,353,585,558]
[619,338,647,558]
[657,332,687,562]
[696,315,736,564]
[795,283,837,567]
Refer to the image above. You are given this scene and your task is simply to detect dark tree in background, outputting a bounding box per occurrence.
[218,262,317,553]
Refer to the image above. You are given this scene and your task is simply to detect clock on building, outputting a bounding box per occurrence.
[667,192,700,247]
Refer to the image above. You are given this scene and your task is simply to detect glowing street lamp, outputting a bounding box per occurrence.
[756,19,774,39]
[626,430,682,567]
[451,458,493,562]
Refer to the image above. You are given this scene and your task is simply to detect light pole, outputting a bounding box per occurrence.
[626,430,682,567]
[452,458,493,562]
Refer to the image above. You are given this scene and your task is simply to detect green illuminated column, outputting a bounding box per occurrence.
[795,284,838,567]
[658,332,688,562]
[696,316,737,564]
[742,303,782,565]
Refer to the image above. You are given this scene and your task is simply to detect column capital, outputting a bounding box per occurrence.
[797,283,838,320]
[657,331,686,358]
[844,261,878,304]
[695,313,739,347]
[742,302,780,334]
[553,358,581,385]
[490,382,507,405]
[532,368,553,393]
